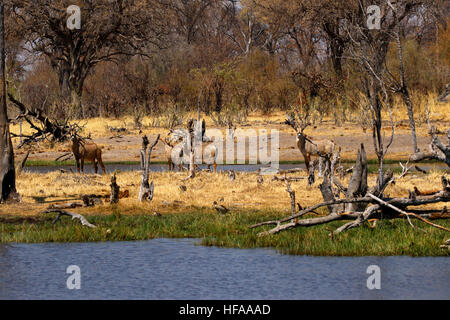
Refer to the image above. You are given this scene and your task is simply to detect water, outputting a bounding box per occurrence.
[23,163,304,174]
[0,239,448,300]
[22,162,450,174]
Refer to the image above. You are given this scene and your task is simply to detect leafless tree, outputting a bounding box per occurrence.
[158,0,214,45]
[222,2,267,55]
[343,0,425,191]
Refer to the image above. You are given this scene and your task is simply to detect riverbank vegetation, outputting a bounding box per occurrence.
[1,210,449,256]
[4,169,449,216]
[1,169,449,256]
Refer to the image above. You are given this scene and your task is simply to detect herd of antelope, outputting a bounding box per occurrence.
[68,117,339,176]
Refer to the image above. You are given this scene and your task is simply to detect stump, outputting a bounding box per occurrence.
[110,173,119,204]
[138,134,159,202]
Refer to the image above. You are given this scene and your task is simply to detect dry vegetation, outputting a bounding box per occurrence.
[2,168,446,218]
[9,95,450,163]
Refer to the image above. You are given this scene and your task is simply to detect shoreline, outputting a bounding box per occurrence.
[1,211,449,256]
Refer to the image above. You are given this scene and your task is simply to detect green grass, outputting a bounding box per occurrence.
[1,210,448,256]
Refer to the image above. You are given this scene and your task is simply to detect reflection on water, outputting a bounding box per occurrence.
[0,239,448,300]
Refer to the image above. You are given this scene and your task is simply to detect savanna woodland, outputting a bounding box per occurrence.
[0,0,449,255]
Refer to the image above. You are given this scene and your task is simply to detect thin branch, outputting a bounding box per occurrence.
[42,209,96,228]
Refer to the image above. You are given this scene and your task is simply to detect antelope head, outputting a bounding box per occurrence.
[285,111,311,146]
[69,127,78,142]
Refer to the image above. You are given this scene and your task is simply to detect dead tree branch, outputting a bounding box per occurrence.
[42,209,96,228]
[411,129,450,167]
[251,145,450,237]
[8,93,72,147]
[367,192,450,232]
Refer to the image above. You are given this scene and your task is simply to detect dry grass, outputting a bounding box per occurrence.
[10,92,449,138]
[2,168,447,217]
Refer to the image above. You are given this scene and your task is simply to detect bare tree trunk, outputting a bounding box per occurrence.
[70,88,83,119]
[0,1,17,202]
[395,27,418,153]
[138,135,159,201]
[187,120,196,179]
[110,173,120,204]
[345,144,368,213]
[403,91,418,152]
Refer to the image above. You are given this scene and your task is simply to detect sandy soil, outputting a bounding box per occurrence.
[15,121,450,163]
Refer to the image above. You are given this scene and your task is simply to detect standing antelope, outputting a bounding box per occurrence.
[163,120,218,172]
[160,135,179,171]
[166,138,218,172]
[296,133,338,176]
[197,142,218,172]
[285,113,339,176]
[70,129,106,174]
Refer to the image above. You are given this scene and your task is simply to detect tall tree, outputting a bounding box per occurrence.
[158,0,214,45]
[7,0,170,118]
[0,0,16,202]
[344,0,423,189]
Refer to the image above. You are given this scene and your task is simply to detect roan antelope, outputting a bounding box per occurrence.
[160,134,180,171]
[70,129,106,174]
[167,139,218,172]
[285,113,339,176]
[296,133,338,175]
[162,120,218,172]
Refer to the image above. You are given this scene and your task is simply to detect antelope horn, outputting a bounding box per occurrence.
[304,135,317,147]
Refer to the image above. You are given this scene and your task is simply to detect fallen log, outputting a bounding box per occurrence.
[47,202,84,210]
[251,143,450,237]
[249,196,372,229]
[42,209,96,228]
[271,176,306,182]
[252,187,450,236]
[256,211,365,236]
[367,192,450,232]
[411,129,450,167]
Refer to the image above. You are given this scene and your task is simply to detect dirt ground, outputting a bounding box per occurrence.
[14,120,450,163]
